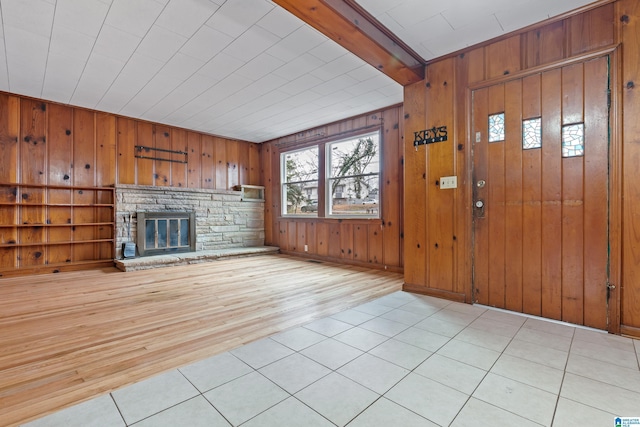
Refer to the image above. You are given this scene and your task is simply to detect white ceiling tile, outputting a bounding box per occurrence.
[280,74,322,96]
[441,0,515,30]
[120,53,165,82]
[49,26,96,59]
[70,53,125,108]
[156,0,221,38]
[308,40,348,63]
[354,0,394,16]
[256,5,302,38]
[310,54,364,81]
[206,0,273,38]
[93,24,141,62]
[222,25,280,62]
[495,0,552,33]
[4,26,49,96]
[347,64,382,82]
[106,0,164,38]
[122,73,182,117]
[273,53,324,81]
[180,25,234,62]
[95,77,141,112]
[198,52,244,81]
[160,52,205,81]
[281,91,323,108]
[235,53,285,81]
[145,73,219,117]
[136,25,187,62]
[0,44,9,92]
[266,26,326,62]
[2,0,54,38]
[423,14,504,57]
[41,51,85,102]
[55,0,109,38]
[386,0,447,29]
[193,73,253,108]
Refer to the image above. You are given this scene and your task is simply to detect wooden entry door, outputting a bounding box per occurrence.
[472,56,610,330]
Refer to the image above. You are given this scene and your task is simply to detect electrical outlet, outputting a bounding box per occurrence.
[304,244,308,252]
[440,176,457,189]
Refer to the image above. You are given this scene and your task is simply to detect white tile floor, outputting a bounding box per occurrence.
[23,291,640,427]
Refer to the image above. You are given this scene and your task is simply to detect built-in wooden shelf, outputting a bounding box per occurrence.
[0,183,116,274]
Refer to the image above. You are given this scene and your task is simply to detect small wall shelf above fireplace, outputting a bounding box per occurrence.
[136,211,196,257]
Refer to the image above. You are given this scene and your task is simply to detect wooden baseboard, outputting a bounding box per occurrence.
[0,260,115,278]
[278,250,403,273]
[402,283,467,303]
[620,324,640,339]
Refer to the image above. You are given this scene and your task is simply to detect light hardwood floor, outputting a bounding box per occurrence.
[0,254,403,426]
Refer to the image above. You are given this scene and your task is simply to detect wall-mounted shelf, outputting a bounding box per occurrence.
[0,183,115,274]
[233,184,265,202]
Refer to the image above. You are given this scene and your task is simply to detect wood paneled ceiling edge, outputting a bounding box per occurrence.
[273,0,426,85]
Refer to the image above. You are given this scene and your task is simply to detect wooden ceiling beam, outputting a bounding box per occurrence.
[273,0,425,86]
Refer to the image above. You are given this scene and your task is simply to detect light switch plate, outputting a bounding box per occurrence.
[440,176,457,189]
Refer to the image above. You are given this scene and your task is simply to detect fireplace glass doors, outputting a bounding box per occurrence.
[136,211,196,256]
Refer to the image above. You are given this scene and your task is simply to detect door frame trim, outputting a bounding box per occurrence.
[464,45,622,333]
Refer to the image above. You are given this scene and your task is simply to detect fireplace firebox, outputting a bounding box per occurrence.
[136,211,196,256]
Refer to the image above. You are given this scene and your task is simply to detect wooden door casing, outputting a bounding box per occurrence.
[472,56,610,330]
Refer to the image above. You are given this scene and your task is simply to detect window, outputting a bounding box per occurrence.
[488,113,505,142]
[562,123,585,157]
[522,117,542,150]
[281,147,319,215]
[327,132,380,217]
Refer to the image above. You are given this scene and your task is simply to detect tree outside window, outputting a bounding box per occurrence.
[281,147,318,215]
[327,132,380,217]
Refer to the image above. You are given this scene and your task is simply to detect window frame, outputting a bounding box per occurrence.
[325,131,381,219]
[280,145,320,217]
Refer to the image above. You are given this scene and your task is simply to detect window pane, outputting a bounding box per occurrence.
[562,123,584,157]
[157,219,167,248]
[145,219,156,249]
[283,182,318,215]
[169,219,179,247]
[523,117,542,150]
[180,219,189,246]
[329,176,379,216]
[329,134,379,178]
[282,146,319,216]
[489,113,505,142]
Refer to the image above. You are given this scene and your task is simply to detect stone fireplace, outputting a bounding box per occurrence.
[115,184,265,260]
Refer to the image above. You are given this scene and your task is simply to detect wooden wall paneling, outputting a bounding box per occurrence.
[47,104,73,265]
[116,118,136,185]
[278,220,288,251]
[620,0,640,332]
[226,139,239,189]
[560,63,585,325]
[0,94,19,183]
[583,55,609,330]
[249,143,260,185]
[261,143,274,244]
[19,100,46,268]
[503,79,524,312]
[238,139,250,186]
[73,109,96,187]
[0,96,19,269]
[328,223,341,259]
[485,36,521,80]
[569,3,615,56]
[136,122,154,186]
[340,223,353,260]
[368,223,383,264]
[472,87,489,305]
[200,135,214,189]
[426,60,455,292]
[296,221,306,253]
[187,131,201,189]
[403,80,427,287]
[381,107,401,267]
[537,72,563,319]
[353,223,367,262]
[306,221,317,254]
[316,222,328,256]
[466,48,486,84]
[96,113,116,187]
[72,110,97,262]
[287,221,297,251]
[170,128,187,188]
[153,126,171,186]
[214,137,227,190]
[486,84,506,307]
[520,76,543,316]
[525,21,566,68]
